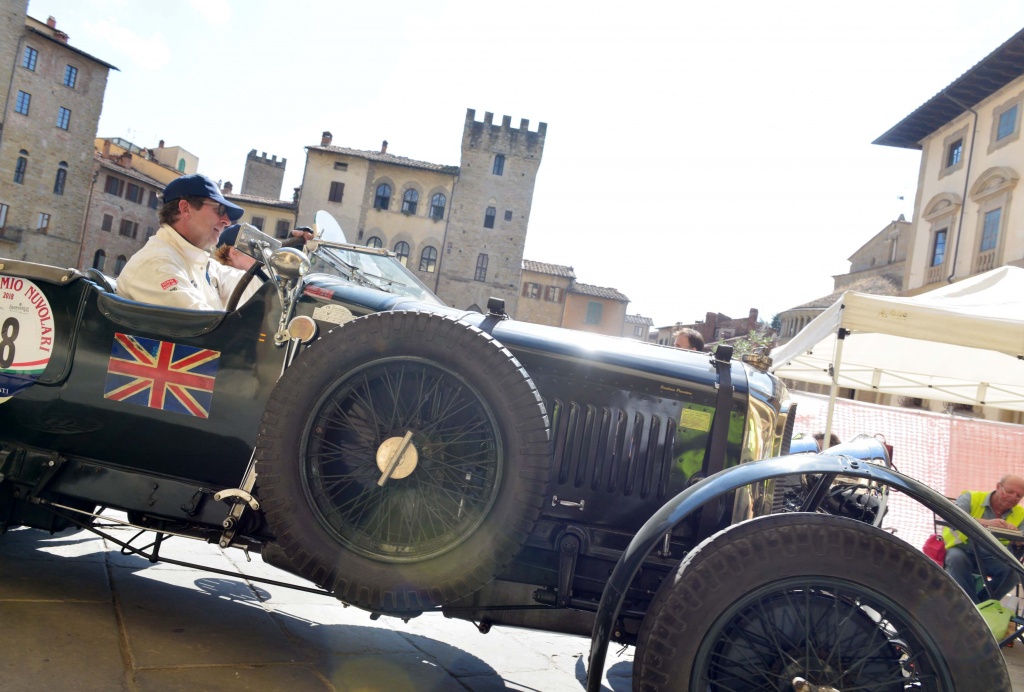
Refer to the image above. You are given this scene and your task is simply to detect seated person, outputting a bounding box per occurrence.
[812,432,841,451]
[117,174,246,310]
[210,224,265,306]
[212,224,315,275]
[212,223,258,272]
[943,474,1024,603]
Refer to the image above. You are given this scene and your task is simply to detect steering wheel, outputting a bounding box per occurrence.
[225,262,263,313]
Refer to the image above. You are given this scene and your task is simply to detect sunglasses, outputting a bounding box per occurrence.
[199,201,229,217]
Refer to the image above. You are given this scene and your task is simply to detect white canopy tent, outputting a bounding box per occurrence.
[770,266,1024,438]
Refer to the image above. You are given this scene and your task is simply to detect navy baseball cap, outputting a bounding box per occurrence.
[163,174,244,222]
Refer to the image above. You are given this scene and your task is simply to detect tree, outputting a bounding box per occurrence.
[732,328,775,358]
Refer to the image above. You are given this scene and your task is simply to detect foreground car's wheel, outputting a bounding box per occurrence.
[634,513,1008,691]
[256,311,551,613]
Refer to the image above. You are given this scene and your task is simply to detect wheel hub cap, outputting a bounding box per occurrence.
[376,434,419,480]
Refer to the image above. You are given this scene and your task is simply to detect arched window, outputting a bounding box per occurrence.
[14,150,28,184]
[419,246,437,273]
[474,253,488,281]
[92,249,106,271]
[53,161,68,195]
[430,193,446,220]
[366,236,383,248]
[177,158,185,172]
[114,255,128,276]
[401,189,418,215]
[393,241,410,266]
[374,184,391,210]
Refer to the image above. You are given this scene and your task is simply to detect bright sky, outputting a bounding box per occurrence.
[24,0,1024,327]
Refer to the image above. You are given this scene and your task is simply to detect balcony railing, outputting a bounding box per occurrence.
[0,227,24,244]
[925,264,944,285]
[974,249,998,274]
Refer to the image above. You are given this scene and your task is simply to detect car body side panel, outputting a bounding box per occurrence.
[294,276,758,541]
[0,280,283,488]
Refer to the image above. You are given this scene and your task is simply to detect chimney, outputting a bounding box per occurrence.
[293,187,300,203]
[321,131,332,146]
[102,139,111,157]
[47,16,56,27]
[158,139,165,148]
[381,140,388,154]
[222,181,233,194]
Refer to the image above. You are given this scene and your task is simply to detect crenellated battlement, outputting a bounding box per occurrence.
[463,108,547,155]
[246,148,287,168]
[242,147,287,198]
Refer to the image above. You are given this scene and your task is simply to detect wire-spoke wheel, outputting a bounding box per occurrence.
[634,513,1009,691]
[257,311,551,614]
[301,357,505,562]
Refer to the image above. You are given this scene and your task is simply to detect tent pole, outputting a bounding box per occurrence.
[824,328,849,446]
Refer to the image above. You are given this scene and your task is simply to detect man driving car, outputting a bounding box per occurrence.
[117,174,249,310]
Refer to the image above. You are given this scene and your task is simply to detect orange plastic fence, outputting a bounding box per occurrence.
[790,392,1024,551]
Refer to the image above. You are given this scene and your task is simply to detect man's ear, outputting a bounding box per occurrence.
[178,198,193,216]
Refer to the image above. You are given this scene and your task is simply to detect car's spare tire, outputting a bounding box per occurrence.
[256,311,552,614]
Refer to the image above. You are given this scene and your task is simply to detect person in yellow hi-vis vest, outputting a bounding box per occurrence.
[942,475,1024,604]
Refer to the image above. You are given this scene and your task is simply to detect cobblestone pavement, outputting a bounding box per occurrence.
[4,523,1024,690]
[0,525,632,691]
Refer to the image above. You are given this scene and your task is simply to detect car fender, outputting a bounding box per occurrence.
[585,453,1024,691]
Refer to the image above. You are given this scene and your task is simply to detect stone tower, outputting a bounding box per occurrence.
[435,109,546,315]
[240,149,286,199]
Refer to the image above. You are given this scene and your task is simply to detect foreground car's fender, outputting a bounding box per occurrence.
[586,453,1024,690]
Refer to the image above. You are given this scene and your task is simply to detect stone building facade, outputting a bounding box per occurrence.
[222,182,297,240]
[652,324,680,346]
[0,2,22,109]
[0,5,115,268]
[150,140,196,177]
[297,109,547,314]
[775,22,1024,426]
[241,149,286,199]
[622,313,654,340]
[671,308,760,346]
[517,260,574,326]
[875,27,1024,295]
[80,152,162,276]
[435,110,546,314]
[834,216,909,291]
[95,137,196,185]
[562,283,629,337]
[775,274,901,343]
[517,259,634,336]
[776,216,908,343]
[298,135,457,282]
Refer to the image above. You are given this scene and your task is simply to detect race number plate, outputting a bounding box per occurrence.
[0,277,55,403]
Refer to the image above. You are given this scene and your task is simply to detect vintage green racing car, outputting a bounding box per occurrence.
[0,212,1015,690]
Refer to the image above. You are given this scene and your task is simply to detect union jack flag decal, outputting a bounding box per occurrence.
[104,333,219,418]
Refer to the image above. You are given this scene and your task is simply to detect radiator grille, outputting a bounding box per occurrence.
[549,398,677,500]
